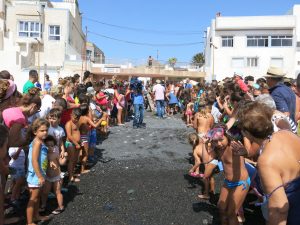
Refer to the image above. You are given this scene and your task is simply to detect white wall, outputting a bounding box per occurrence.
[205,7,300,81]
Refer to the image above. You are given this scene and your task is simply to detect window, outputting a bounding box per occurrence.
[19,21,41,37]
[270,58,284,68]
[247,36,268,47]
[247,57,258,67]
[49,25,60,40]
[222,36,233,47]
[270,58,283,68]
[232,58,244,68]
[271,36,292,47]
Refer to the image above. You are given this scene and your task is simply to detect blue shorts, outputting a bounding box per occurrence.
[89,129,97,148]
[11,168,25,180]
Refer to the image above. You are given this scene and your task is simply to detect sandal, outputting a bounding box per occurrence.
[198,194,210,200]
[70,177,80,183]
[52,207,64,215]
[189,172,204,178]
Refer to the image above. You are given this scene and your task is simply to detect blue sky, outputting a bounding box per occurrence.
[75,0,299,64]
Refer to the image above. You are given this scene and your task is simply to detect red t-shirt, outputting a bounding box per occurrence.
[60,96,75,126]
[96,92,108,106]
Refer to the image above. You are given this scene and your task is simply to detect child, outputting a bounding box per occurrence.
[26,118,50,225]
[187,133,203,178]
[47,108,67,166]
[65,108,82,183]
[8,147,26,205]
[185,101,194,126]
[0,125,9,225]
[41,135,64,215]
[206,124,249,225]
[78,103,105,174]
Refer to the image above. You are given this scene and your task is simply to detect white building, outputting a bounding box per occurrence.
[0,0,103,88]
[204,4,300,81]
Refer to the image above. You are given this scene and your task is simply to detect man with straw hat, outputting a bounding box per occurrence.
[264,66,296,122]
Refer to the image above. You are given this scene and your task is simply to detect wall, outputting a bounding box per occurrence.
[205,12,299,81]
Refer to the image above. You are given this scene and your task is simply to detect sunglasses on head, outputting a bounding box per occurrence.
[206,128,225,141]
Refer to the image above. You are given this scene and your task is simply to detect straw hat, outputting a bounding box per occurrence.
[156,79,161,84]
[265,67,286,78]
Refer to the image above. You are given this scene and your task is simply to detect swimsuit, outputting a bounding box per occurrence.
[80,134,89,145]
[65,140,74,148]
[256,132,300,224]
[46,175,61,183]
[224,177,251,190]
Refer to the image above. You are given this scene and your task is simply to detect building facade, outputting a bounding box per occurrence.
[0,0,103,88]
[204,4,300,81]
[86,41,105,64]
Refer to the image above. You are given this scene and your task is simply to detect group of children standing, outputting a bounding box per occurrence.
[0,71,109,225]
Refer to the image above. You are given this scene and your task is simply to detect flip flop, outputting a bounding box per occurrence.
[52,207,65,215]
[189,172,204,178]
[198,194,210,200]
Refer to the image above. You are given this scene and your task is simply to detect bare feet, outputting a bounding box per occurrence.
[81,169,90,174]
[33,215,50,223]
[70,177,80,183]
[237,215,245,223]
[198,194,210,200]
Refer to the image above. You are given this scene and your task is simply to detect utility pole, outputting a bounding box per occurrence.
[210,42,218,81]
[35,38,41,81]
[84,26,88,72]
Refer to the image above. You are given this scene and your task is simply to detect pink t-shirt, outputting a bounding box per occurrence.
[153,84,165,100]
[2,107,27,128]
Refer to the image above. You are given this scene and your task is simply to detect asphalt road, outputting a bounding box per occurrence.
[15,112,266,225]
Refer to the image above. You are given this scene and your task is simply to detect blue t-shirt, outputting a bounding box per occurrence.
[27,140,48,186]
[133,93,144,105]
[185,83,193,89]
[168,92,178,104]
[269,83,296,122]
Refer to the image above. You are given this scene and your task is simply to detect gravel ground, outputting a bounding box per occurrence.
[14,112,265,225]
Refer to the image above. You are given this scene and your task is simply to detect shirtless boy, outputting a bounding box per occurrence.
[65,108,81,182]
[41,135,64,214]
[78,103,105,174]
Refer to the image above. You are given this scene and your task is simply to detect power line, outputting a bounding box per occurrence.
[83,16,202,35]
[88,31,203,47]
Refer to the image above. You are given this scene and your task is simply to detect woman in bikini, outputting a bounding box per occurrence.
[237,101,300,225]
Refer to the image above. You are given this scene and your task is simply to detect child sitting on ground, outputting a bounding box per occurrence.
[65,108,82,183]
[41,135,64,215]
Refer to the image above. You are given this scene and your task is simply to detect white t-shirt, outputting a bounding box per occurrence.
[9,148,26,169]
[28,94,55,123]
[48,125,65,145]
[211,105,222,124]
[152,84,165,101]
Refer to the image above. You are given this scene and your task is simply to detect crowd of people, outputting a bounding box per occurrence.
[185,67,300,225]
[0,66,299,225]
